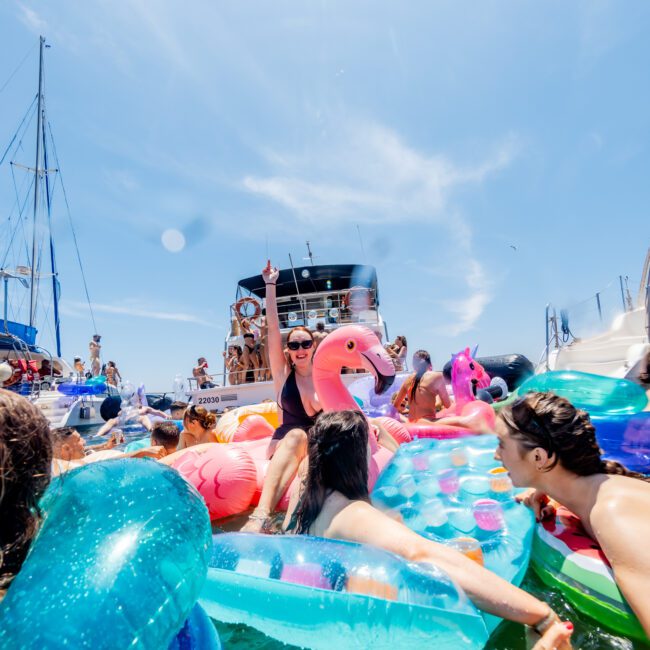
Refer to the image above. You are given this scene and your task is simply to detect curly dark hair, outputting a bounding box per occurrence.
[500,391,650,482]
[288,410,370,535]
[0,390,52,591]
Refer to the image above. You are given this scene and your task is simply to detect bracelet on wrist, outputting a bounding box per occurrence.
[530,609,557,635]
[265,282,276,286]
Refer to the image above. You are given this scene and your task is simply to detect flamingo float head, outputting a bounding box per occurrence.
[313,325,395,396]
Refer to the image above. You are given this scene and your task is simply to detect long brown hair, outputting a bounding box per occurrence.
[0,390,52,591]
[500,392,650,482]
[408,350,431,402]
[288,411,370,535]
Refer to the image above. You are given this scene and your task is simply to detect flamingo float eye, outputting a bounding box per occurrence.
[346,340,356,351]
[469,362,475,370]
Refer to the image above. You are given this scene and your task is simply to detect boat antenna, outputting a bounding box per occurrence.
[356,224,367,261]
[288,253,301,296]
[29,35,45,328]
[303,240,318,266]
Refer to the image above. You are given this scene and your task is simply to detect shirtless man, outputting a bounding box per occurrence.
[193,357,216,389]
[312,321,328,349]
[89,335,101,377]
[392,350,450,421]
[240,333,259,383]
[50,426,164,476]
[73,356,86,378]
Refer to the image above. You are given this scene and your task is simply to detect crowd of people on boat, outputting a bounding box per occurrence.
[2,261,650,648]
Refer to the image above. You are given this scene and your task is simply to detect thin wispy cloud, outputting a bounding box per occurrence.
[243,121,521,225]
[60,300,215,327]
[16,3,47,33]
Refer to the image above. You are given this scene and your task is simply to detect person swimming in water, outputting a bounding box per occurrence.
[284,410,573,649]
[496,392,650,638]
[177,404,218,449]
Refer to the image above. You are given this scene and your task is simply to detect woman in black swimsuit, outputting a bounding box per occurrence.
[242,261,322,532]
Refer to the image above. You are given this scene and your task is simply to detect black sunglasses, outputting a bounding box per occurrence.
[287,339,314,351]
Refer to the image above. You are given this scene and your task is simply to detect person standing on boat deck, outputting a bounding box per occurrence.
[312,321,328,349]
[73,356,85,379]
[105,361,121,387]
[89,335,101,377]
[241,333,259,383]
[254,309,271,381]
[193,357,215,389]
[386,335,408,371]
[242,261,324,532]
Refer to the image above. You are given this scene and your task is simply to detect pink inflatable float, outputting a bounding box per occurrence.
[404,347,495,439]
[166,325,399,521]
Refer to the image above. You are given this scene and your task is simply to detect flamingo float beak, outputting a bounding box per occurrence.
[360,344,396,395]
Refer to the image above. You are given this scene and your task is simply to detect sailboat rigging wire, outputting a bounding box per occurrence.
[46,120,98,334]
[0,94,38,166]
[0,42,37,95]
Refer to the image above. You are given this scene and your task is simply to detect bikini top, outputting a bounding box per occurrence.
[279,369,322,428]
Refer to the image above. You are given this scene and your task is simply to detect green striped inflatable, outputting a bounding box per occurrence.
[531,507,648,643]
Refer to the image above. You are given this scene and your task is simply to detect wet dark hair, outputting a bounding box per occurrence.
[170,400,188,412]
[243,333,255,340]
[500,392,650,481]
[288,410,370,535]
[151,421,180,451]
[0,391,52,591]
[316,322,325,332]
[184,404,216,430]
[409,350,432,401]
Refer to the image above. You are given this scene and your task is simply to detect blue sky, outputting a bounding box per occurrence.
[1,1,649,390]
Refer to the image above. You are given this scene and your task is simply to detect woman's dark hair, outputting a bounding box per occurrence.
[396,335,407,348]
[0,390,52,591]
[500,392,650,482]
[183,404,216,430]
[409,349,432,401]
[289,410,370,534]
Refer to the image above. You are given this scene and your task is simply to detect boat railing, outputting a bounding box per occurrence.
[229,288,380,336]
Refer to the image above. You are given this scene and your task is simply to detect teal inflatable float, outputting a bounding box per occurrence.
[0,459,216,649]
[201,533,489,649]
[372,435,534,632]
[517,371,648,415]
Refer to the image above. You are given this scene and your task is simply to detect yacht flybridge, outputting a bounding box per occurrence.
[187,263,390,411]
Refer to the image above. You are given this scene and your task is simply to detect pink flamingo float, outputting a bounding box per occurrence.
[163,325,399,521]
[403,346,496,439]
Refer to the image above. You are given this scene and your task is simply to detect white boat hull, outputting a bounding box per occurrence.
[33,391,107,428]
[544,307,649,378]
[188,373,370,412]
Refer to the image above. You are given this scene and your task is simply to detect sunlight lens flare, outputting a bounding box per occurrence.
[161,228,186,253]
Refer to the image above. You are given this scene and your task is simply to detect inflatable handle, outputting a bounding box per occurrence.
[0,459,212,649]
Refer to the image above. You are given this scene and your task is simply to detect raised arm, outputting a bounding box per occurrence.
[262,261,287,387]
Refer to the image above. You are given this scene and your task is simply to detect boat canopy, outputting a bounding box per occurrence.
[237,264,379,302]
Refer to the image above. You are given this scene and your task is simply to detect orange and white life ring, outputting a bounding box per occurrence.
[235,296,262,320]
[342,286,371,313]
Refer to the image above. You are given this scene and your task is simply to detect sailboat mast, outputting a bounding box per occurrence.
[29,35,45,328]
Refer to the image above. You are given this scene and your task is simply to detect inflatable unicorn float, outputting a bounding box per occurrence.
[404,346,498,439]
